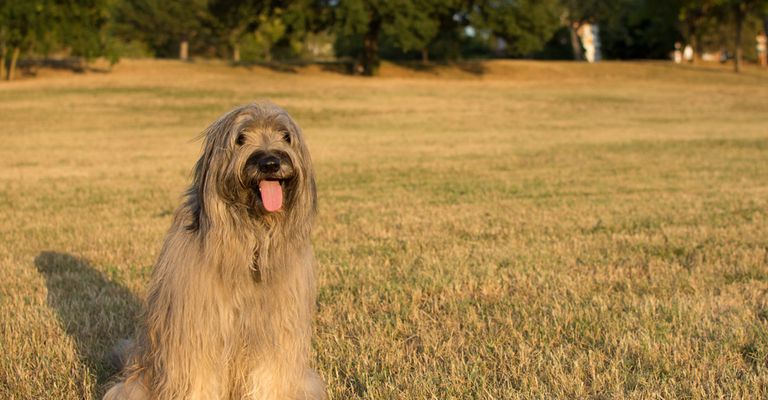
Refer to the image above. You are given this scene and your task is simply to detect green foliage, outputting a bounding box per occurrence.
[333,0,370,39]
[281,0,335,45]
[334,0,470,73]
[382,0,439,54]
[4,0,768,76]
[109,39,153,59]
[60,0,117,62]
[0,0,116,79]
[561,0,605,24]
[2,0,56,51]
[112,0,209,58]
[208,0,269,60]
[599,0,682,59]
[238,10,287,62]
[472,0,561,57]
[332,0,382,74]
[1,1,56,79]
[206,0,334,62]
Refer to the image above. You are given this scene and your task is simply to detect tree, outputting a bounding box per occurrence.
[1,6,7,80]
[425,0,474,61]
[722,0,765,72]
[252,9,287,61]
[679,0,721,63]
[1,0,56,80]
[113,0,209,59]
[472,0,561,57]
[598,0,682,60]
[382,0,441,63]
[334,0,474,75]
[60,0,119,66]
[0,0,118,80]
[279,0,335,58]
[208,0,268,62]
[559,0,603,60]
[333,0,384,75]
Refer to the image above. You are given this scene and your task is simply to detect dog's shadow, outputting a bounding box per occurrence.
[34,251,141,384]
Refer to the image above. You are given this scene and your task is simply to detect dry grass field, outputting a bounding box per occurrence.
[1,59,767,399]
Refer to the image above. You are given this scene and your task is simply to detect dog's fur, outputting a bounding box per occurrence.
[103,103,325,400]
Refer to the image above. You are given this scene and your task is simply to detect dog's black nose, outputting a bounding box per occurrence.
[258,156,281,173]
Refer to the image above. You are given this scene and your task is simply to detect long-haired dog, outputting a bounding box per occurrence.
[104,103,325,400]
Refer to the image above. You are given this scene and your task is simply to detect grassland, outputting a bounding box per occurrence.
[1,59,767,399]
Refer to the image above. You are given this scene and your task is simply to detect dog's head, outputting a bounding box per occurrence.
[187,103,316,231]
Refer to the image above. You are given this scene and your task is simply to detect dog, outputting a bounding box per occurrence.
[103,103,325,400]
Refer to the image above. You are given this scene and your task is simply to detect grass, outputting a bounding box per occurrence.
[1,59,767,399]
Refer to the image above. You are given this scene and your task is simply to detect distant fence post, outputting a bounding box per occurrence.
[180,40,189,61]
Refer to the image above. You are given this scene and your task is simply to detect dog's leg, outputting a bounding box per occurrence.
[245,367,325,400]
[102,379,150,400]
[296,368,327,400]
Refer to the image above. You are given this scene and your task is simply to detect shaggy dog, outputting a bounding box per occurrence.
[104,103,325,400]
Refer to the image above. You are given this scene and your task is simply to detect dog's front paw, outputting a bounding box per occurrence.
[298,369,327,400]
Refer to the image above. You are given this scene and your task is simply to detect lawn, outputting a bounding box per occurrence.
[1,59,767,399]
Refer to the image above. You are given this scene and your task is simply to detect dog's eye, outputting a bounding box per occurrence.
[236,133,246,146]
[282,131,291,144]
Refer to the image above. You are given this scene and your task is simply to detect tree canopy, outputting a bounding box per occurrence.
[1,0,767,79]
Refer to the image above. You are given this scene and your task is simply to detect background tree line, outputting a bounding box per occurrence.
[1,0,767,79]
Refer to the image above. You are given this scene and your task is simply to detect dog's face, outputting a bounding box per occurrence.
[190,103,316,230]
[232,116,301,214]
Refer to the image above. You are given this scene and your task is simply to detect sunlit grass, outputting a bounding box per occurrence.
[1,59,767,399]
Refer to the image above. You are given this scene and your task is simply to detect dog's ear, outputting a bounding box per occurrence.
[301,142,318,216]
[282,112,318,216]
[186,106,250,232]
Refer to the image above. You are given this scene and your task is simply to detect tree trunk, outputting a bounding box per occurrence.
[264,47,272,62]
[361,15,381,76]
[8,46,20,81]
[233,43,241,63]
[179,39,189,61]
[734,10,743,73]
[764,17,768,38]
[421,47,429,64]
[690,34,698,65]
[1,41,6,81]
[763,17,768,68]
[569,24,583,61]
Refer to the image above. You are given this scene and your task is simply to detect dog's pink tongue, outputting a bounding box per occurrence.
[259,181,282,212]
